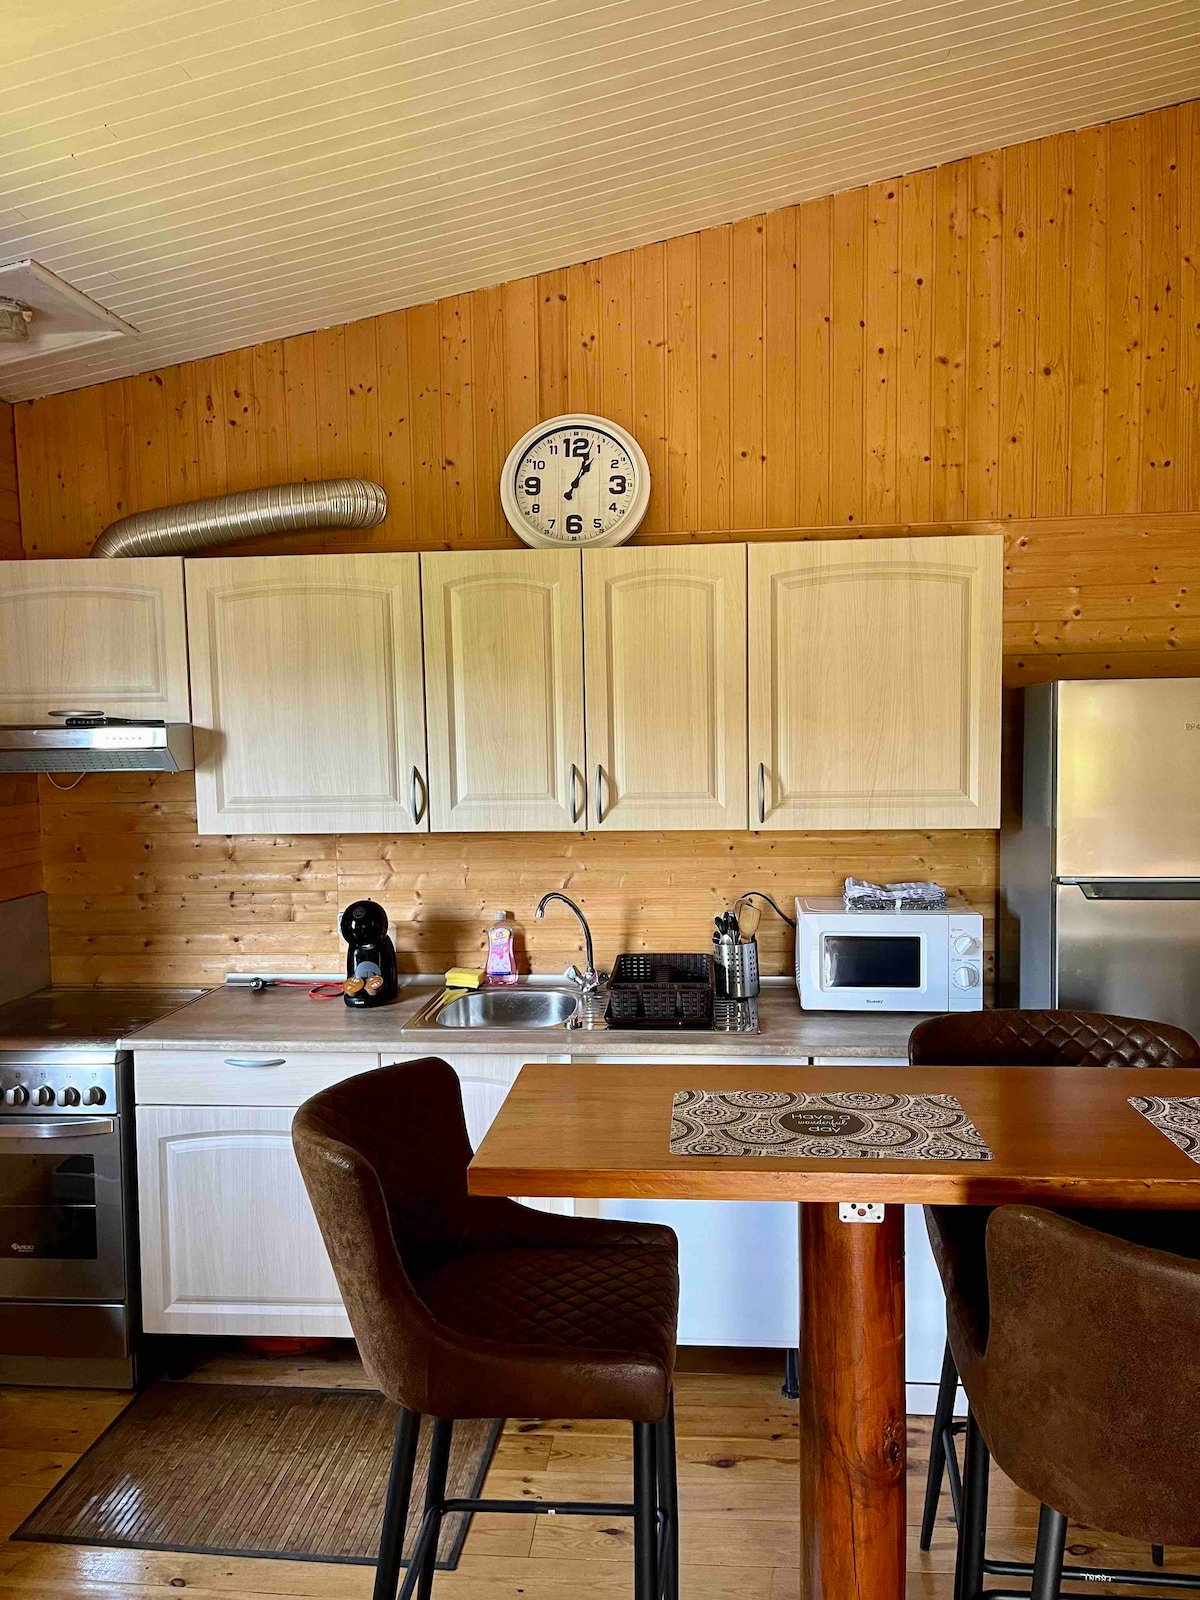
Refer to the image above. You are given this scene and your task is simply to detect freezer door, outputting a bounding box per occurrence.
[1055,882,1200,1038]
[1055,679,1200,877]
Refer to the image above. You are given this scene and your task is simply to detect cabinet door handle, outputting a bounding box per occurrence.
[593,764,604,826]
[569,763,583,824]
[409,765,427,824]
[223,1057,287,1069]
[757,761,766,826]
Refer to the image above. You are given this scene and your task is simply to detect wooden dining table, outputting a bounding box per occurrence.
[467,1060,1200,1600]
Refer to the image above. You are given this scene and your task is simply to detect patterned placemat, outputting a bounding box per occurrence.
[1129,1094,1200,1164]
[670,1089,992,1160]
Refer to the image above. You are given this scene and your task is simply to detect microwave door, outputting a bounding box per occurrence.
[1054,881,1200,1039]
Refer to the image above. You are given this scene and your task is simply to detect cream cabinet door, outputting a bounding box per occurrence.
[422,550,585,831]
[447,1054,572,1216]
[185,553,428,835]
[748,534,1002,829]
[0,556,189,722]
[583,546,747,830]
[136,1104,351,1337]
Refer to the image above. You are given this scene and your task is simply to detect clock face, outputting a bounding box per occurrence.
[500,413,651,549]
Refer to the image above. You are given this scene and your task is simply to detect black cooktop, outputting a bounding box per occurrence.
[0,987,206,1052]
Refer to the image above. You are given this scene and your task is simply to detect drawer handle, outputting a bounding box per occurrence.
[223,1057,287,1069]
[757,761,766,825]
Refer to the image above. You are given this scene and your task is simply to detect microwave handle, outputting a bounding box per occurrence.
[0,1118,115,1139]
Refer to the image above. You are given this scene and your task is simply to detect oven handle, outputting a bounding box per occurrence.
[0,1118,115,1139]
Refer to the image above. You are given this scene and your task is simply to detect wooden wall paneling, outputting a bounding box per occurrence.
[13,399,48,555]
[599,251,636,446]
[796,195,832,525]
[376,310,415,544]
[898,169,933,523]
[731,216,765,529]
[0,402,20,559]
[830,187,866,523]
[344,316,382,486]
[472,284,511,547]
[631,242,668,537]
[223,345,261,494]
[763,205,799,527]
[931,159,968,521]
[1033,131,1073,517]
[537,267,571,419]
[965,150,1003,520]
[252,340,289,488]
[282,334,320,484]
[1141,107,1181,512]
[501,275,541,462]
[1183,101,1200,515]
[407,302,445,540]
[865,180,900,523]
[1069,123,1108,516]
[192,358,228,499]
[999,139,1037,518]
[0,776,41,903]
[1105,112,1144,514]
[162,363,199,509]
[312,324,350,483]
[665,232,701,531]
[566,260,602,416]
[439,294,477,541]
[699,225,732,530]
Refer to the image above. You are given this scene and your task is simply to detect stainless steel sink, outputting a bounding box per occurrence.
[429,987,581,1029]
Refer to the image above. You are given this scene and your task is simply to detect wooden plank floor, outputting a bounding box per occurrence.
[0,1345,1193,1598]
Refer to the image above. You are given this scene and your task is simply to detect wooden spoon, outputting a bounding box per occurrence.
[735,898,762,943]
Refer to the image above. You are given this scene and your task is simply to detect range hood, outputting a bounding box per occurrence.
[0,716,194,774]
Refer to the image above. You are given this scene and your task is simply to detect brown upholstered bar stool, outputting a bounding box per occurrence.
[912,1008,1200,1592]
[956,1205,1200,1599]
[293,1057,680,1600]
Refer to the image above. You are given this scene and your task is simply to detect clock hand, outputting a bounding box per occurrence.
[562,453,594,501]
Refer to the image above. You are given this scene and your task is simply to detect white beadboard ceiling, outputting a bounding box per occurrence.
[2,0,1199,401]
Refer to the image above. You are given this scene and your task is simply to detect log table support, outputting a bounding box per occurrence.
[798,1202,906,1600]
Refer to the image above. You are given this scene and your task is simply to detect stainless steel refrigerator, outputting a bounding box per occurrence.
[1003,678,1200,1037]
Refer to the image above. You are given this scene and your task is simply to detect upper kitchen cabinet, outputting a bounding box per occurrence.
[422,549,585,831]
[748,534,1002,830]
[583,546,748,829]
[0,557,189,723]
[185,553,428,835]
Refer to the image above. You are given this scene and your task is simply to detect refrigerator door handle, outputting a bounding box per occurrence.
[1060,879,1200,901]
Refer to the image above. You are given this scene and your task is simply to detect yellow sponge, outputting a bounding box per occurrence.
[444,966,485,990]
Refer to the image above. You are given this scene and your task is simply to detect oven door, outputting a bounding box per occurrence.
[800,919,948,1010]
[0,1117,125,1302]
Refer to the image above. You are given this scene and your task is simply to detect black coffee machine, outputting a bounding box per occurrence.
[340,900,398,1007]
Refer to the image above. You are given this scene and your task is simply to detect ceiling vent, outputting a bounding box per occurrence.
[0,260,135,367]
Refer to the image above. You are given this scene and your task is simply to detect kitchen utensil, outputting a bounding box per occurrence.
[735,899,762,943]
[713,933,760,1000]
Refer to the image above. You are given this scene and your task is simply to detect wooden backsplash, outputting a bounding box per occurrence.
[8,97,1200,981]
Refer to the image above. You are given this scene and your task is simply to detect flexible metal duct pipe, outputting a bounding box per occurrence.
[90,478,388,558]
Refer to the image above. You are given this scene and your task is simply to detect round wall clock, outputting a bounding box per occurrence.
[500,413,651,549]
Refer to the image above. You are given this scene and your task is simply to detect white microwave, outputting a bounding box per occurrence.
[794,897,984,1012]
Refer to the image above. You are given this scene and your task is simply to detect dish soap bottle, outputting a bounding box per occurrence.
[485,912,518,986]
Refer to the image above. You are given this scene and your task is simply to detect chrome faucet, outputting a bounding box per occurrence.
[534,892,607,994]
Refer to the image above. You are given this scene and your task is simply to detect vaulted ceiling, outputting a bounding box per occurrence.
[3,0,1199,401]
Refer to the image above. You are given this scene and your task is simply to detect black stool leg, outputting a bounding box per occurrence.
[374,1407,421,1600]
[1030,1504,1068,1600]
[1153,1544,1166,1566]
[921,1341,959,1551]
[633,1420,659,1600]
[655,1393,679,1600]
[782,1347,800,1400]
[415,1417,453,1600]
[953,1412,990,1600]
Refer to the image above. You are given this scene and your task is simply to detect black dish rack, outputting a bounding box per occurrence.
[605,953,715,1029]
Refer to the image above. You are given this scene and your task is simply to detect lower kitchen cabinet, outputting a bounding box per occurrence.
[451,1055,572,1216]
[136,1104,352,1338]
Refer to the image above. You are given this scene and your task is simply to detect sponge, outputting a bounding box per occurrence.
[444,966,485,990]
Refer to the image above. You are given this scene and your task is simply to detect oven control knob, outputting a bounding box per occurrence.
[952,965,980,989]
[4,1086,27,1106]
[82,1086,106,1106]
[953,934,979,956]
[58,1086,81,1107]
[33,1085,54,1106]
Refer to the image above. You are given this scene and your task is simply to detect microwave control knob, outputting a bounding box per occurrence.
[4,1086,27,1106]
[58,1086,81,1107]
[82,1086,106,1106]
[952,965,980,989]
[953,934,979,956]
[33,1085,54,1106]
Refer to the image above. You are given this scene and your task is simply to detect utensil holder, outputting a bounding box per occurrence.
[713,936,759,999]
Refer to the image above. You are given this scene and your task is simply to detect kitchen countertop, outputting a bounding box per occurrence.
[122,980,932,1059]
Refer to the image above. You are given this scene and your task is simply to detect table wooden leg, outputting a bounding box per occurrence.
[798,1201,906,1600]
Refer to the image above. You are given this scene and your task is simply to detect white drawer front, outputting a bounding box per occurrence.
[133,1051,381,1105]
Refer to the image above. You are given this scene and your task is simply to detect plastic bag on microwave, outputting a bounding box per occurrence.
[843,877,948,912]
